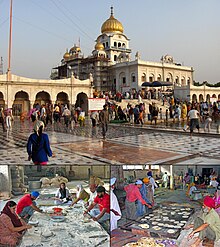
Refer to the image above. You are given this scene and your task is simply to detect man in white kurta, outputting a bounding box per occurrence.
[110,177,121,231]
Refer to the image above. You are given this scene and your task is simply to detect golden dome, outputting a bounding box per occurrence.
[70,44,81,52]
[101,7,123,34]
[95,42,105,51]
[63,50,70,59]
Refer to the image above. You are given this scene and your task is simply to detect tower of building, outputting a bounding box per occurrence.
[96,6,131,65]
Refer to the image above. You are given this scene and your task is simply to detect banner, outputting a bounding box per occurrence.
[88,98,106,111]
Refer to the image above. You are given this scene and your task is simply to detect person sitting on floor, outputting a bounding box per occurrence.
[70,184,90,206]
[0,201,32,247]
[187,196,220,247]
[84,186,110,224]
[16,191,43,221]
[54,182,72,205]
[186,182,197,200]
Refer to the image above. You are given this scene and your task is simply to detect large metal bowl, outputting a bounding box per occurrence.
[28,181,42,190]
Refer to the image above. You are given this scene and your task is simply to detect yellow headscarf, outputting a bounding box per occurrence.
[143,177,150,184]
[186,182,195,196]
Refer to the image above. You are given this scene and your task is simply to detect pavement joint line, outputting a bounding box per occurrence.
[51,145,123,165]
[111,123,220,138]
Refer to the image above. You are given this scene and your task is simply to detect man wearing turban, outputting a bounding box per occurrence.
[187,196,220,246]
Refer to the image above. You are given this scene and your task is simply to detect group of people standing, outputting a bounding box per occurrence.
[124,171,157,221]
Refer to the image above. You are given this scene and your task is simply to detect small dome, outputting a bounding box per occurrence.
[101,7,123,34]
[70,44,81,52]
[63,50,70,59]
[95,42,105,51]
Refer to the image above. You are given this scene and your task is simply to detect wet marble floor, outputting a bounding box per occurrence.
[0,119,220,165]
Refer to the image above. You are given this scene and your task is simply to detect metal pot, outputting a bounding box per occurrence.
[28,181,42,190]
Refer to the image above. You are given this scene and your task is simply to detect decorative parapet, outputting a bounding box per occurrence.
[0,73,91,87]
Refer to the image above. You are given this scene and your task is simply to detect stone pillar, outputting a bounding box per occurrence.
[0,165,11,198]
[170,164,174,190]
[30,100,35,110]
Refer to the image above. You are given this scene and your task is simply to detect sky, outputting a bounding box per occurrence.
[0,0,220,83]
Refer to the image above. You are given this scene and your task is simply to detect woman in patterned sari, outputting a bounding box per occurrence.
[0,201,32,246]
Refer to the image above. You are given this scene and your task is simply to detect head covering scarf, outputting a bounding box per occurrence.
[204,196,215,208]
[143,177,150,184]
[135,180,143,185]
[1,201,23,231]
[110,177,117,186]
[76,184,83,198]
[147,171,153,177]
[33,120,44,135]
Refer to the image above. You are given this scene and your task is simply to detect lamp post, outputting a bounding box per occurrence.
[7,0,13,108]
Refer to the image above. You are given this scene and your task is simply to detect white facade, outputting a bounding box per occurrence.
[96,33,131,65]
[0,73,93,114]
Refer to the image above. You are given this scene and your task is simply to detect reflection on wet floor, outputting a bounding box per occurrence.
[0,119,220,165]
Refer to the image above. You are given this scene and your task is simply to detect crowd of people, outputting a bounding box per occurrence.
[0,182,110,246]
[109,170,220,246]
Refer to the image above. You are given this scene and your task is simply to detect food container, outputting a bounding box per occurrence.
[53,207,63,213]
[28,181,42,190]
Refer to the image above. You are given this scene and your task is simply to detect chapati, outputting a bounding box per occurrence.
[138,223,149,229]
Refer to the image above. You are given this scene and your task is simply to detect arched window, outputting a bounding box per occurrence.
[166,73,173,82]
[192,94,197,103]
[114,55,117,61]
[149,74,154,82]
[212,94,216,98]
[175,76,179,85]
[199,94,203,102]
[118,43,121,47]
[157,74,162,81]
[106,42,109,47]
[141,73,146,82]
[122,43,125,48]
[181,76,185,86]
[187,77,191,85]
[206,94,210,102]
[114,42,117,47]
[131,73,136,83]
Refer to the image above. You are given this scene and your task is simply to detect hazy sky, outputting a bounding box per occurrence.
[0,0,219,83]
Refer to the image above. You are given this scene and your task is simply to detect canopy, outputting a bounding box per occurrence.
[142,81,173,87]
[141,82,152,87]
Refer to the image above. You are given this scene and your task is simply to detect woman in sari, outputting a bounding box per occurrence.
[0,201,32,246]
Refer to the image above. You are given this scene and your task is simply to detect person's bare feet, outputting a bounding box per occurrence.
[190,237,202,247]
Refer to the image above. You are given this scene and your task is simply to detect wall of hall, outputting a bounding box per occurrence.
[0,73,93,109]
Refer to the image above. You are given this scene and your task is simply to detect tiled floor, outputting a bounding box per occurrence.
[0,120,220,165]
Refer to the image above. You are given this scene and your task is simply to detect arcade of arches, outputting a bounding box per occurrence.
[192,93,220,103]
[0,73,92,116]
[1,90,89,116]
